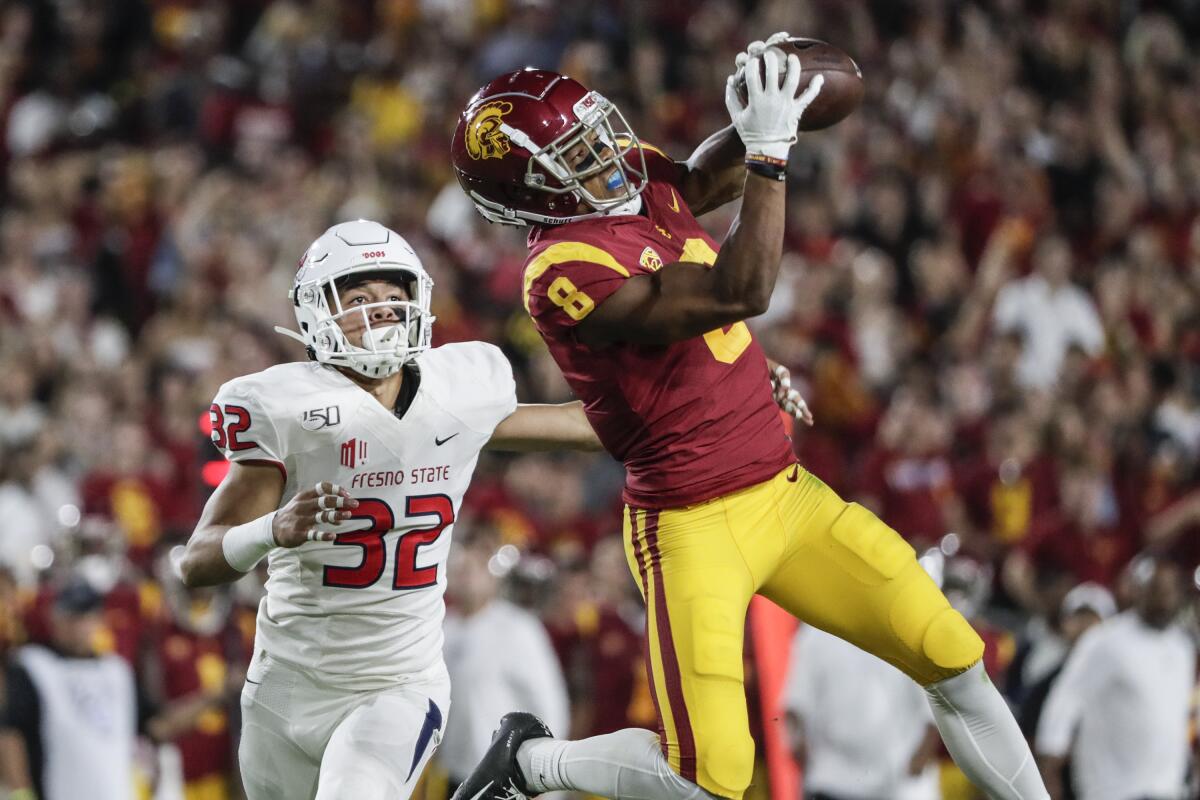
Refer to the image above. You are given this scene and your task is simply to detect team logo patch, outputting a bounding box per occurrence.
[301,405,341,431]
[340,437,368,469]
[639,247,663,272]
[465,100,514,161]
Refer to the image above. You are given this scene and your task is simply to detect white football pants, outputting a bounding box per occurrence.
[239,650,450,800]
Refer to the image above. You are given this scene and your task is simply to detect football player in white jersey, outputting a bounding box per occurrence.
[177,219,608,800]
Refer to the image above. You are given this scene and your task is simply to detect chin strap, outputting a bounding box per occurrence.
[273,325,307,346]
[599,193,643,217]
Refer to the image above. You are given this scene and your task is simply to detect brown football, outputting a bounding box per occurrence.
[735,38,864,131]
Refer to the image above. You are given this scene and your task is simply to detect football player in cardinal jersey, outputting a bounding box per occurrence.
[448,35,1048,800]
[178,218,609,800]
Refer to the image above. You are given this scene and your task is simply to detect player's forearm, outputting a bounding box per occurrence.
[680,125,746,215]
[486,402,604,452]
[179,526,249,588]
[710,172,787,315]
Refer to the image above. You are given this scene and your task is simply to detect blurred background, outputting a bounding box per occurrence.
[0,0,1198,798]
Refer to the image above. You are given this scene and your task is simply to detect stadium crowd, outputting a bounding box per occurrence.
[0,0,1198,798]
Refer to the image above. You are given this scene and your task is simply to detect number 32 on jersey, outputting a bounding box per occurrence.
[545,237,752,364]
[323,495,453,590]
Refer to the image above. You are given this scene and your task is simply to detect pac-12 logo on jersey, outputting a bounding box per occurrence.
[301,405,341,431]
[341,438,368,469]
[639,247,663,272]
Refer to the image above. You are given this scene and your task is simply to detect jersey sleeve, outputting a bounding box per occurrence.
[427,342,517,435]
[209,377,287,471]
[523,242,632,334]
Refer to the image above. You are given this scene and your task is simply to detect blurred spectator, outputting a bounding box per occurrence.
[783,624,940,800]
[953,408,1058,558]
[1014,582,1115,799]
[439,538,569,794]
[1036,557,1195,800]
[142,555,247,800]
[544,538,654,739]
[0,580,137,800]
[992,234,1104,390]
[0,431,78,588]
[1003,463,1136,619]
[79,419,175,568]
[857,385,956,547]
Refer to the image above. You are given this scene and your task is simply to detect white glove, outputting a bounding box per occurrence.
[771,364,814,426]
[725,49,825,163]
[734,31,793,72]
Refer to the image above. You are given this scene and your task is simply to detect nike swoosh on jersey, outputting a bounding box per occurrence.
[668,188,680,212]
[435,433,459,446]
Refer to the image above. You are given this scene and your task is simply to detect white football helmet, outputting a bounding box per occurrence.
[275,220,435,378]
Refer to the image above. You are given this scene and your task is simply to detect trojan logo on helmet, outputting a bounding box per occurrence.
[464,100,514,161]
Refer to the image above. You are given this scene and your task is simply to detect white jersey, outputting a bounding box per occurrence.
[210,342,517,689]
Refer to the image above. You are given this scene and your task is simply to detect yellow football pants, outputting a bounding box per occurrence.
[623,465,984,800]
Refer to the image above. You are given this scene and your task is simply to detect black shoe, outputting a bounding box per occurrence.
[450,712,553,800]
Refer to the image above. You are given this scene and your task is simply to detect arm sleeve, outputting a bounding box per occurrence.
[1035,627,1107,757]
[209,381,286,469]
[524,245,632,334]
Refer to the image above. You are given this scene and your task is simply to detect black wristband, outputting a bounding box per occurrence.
[746,159,787,181]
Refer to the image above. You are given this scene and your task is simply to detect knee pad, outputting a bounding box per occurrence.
[889,569,985,684]
[921,607,985,679]
[696,726,755,799]
[828,503,917,586]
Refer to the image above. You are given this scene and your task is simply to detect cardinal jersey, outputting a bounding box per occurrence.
[523,145,793,508]
[209,343,516,689]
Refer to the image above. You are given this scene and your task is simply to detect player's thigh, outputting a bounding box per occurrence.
[762,473,984,685]
[315,684,447,800]
[239,693,321,800]
[625,505,757,799]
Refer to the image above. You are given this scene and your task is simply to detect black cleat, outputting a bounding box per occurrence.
[450,712,553,800]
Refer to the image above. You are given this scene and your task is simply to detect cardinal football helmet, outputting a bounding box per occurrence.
[451,68,649,226]
[275,220,435,378]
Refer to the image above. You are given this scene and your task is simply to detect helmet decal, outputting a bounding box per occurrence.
[465,100,515,160]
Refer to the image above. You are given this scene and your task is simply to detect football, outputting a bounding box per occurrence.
[735,38,864,131]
